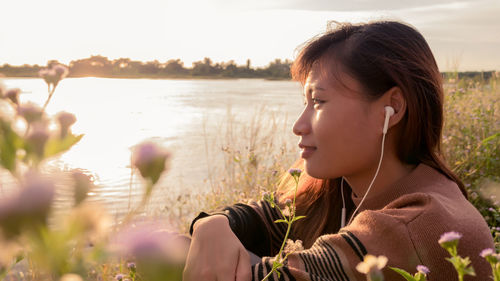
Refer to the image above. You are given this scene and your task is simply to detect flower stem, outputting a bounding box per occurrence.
[42,84,56,112]
[262,176,300,281]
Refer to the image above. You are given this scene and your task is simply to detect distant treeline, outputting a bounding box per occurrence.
[0,56,291,80]
[0,55,497,81]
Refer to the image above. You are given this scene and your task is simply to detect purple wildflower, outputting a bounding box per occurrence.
[288,168,302,178]
[71,170,95,206]
[26,124,50,158]
[0,172,55,238]
[39,65,69,86]
[416,265,430,275]
[114,274,125,281]
[131,141,170,185]
[56,111,76,138]
[284,199,292,206]
[17,102,44,124]
[112,222,190,267]
[489,207,496,212]
[480,248,495,258]
[438,231,462,244]
[127,262,136,271]
[53,64,69,78]
[480,248,499,264]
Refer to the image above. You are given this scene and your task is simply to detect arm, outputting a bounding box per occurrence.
[190,199,289,257]
[249,209,423,281]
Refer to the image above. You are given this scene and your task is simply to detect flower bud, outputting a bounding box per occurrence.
[17,102,44,124]
[0,172,55,239]
[416,265,430,275]
[71,170,95,206]
[438,231,462,249]
[131,142,170,185]
[480,248,499,264]
[288,168,302,178]
[6,88,20,105]
[39,65,68,86]
[127,262,136,272]
[112,224,189,281]
[53,65,69,79]
[26,124,49,158]
[56,111,76,138]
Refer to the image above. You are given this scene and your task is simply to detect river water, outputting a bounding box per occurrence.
[1,77,304,218]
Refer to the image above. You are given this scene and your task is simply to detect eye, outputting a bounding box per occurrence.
[312,98,325,105]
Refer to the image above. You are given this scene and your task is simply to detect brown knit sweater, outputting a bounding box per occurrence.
[191,163,495,281]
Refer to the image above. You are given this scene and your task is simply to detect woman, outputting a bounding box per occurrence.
[183,21,494,281]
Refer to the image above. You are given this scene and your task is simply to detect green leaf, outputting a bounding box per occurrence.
[463,266,476,276]
[274,219,288,224]
[292,216,306,222]
[389,267,417,281]
[481,133,500,145]
[45,133,84,158]
[0,119,24,173]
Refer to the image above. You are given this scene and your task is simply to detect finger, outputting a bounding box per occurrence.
[235,249,252,281]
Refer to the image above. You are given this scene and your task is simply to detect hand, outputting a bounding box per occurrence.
[183,215,252,281]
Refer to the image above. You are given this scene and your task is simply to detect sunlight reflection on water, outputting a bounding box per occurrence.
[2,77,303,218]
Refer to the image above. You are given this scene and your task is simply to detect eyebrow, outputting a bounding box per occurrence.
[304,85,326,94]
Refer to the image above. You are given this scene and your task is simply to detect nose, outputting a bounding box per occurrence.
[293,107,311,136]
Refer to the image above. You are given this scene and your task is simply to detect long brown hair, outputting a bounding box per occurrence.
[280,21,467,248]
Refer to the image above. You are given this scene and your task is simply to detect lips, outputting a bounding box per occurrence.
[298,143,316,159]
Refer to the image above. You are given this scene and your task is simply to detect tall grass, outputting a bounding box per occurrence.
[0,75,498,280]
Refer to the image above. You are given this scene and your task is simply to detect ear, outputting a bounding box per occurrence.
[381,86,406,131]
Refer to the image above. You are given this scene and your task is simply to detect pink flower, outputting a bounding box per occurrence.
[131,142,170,185]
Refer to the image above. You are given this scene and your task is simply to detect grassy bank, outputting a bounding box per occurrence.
[0,74,498,280]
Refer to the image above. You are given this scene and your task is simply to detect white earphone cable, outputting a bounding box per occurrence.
[345,126,388,226]
[340,177,346,228]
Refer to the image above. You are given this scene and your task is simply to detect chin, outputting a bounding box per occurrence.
[304,160,331,179]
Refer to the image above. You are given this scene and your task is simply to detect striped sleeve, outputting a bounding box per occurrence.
[250,230,367,281]
[189,199,288,257]
[245,199,290,255]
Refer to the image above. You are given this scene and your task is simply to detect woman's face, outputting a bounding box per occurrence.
[293,62,383,179]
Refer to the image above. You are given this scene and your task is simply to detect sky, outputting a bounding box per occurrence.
[1,0,499,71]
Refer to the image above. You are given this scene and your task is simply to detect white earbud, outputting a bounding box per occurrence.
[382,106,395,134]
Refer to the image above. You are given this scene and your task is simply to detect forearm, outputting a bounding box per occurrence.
[190,202,274,257]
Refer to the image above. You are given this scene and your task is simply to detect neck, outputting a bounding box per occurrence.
[345,150,416,200]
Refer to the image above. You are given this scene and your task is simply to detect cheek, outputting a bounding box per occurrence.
[315,106,378,164]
